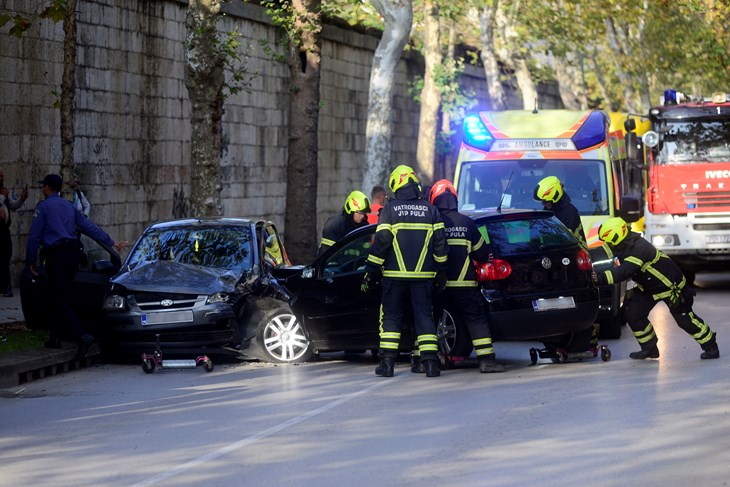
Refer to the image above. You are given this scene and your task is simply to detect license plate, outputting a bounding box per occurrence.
[141,310,194,326]
[532,296,576,312]
[706,235,730,244]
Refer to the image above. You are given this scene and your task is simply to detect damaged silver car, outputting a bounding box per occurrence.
[100,218,304,362]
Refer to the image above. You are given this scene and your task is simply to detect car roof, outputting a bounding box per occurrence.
[147,217,259,231]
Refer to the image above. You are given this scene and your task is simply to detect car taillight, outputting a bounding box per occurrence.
[474,259,512,281]
[576,248,592,271]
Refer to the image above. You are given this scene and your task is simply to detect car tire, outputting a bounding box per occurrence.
[251,303,314,364]
[434,307,472,358]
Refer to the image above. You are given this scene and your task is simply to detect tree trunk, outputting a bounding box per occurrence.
[283,0,322,263]
[363,0,413,195]
[439,23,456,182]
[553,53,587,110]
[479,4,507,111]
[512,56,537,110]
[495,0,536,110]
[60,0,77,200]
[415,0,441,184]
[184,0,225,218]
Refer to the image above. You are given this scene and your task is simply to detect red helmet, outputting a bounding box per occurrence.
[429,179,458,205]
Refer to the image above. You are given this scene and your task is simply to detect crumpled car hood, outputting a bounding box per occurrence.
[112,260,244,294]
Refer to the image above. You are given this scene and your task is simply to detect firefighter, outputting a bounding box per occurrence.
[362,165,448,377]
[367,185,386,224]
[427,179,505,373]
[533,176,586,246]
[592,217,719,360]
[318,190,371,256]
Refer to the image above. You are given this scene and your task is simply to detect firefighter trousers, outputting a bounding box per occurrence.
[624,286,716,351]
[379,279,438,361]
[435,287,495,357]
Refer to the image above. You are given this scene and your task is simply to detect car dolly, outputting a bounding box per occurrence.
[529,344,611,365]
[141,334,214,374]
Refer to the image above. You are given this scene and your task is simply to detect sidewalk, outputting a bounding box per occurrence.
[0,288,100,389]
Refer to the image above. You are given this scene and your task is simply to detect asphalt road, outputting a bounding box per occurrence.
[1,273,730,487]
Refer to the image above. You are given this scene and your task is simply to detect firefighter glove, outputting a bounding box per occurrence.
[435,269,447,294]
[361,272,372,293]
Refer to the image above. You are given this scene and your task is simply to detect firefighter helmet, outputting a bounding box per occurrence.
[533,176,564,204]
[388,165,419,193]
[429,179,458,205]
[599,217,629,246]
[343,190,371,215]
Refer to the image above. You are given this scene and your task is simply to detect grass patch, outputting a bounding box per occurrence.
[0,324,48,353]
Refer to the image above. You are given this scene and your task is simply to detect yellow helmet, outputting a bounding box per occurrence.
[388,165,419,193]
[599,217,629,246]
[533,176,564,204]
[343,190,371,215]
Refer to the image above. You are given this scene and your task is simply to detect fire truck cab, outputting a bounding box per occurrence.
[639,89,730,282]
[454,109,642,338]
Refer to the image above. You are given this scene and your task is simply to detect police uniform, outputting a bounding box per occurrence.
[26,187,115,348]
[365,177,448,376]
[594,231,718,358]
[430,187,503,372]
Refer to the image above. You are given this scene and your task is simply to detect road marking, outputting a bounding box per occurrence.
[131,378,392,487]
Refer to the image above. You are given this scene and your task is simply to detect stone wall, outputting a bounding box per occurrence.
[0,0,560,281]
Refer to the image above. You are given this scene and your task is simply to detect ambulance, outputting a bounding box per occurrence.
[454,109,641,338]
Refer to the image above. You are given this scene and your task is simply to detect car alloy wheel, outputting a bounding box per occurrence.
[262,311,312,363]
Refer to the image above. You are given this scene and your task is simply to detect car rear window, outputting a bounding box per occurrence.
[476,215,576,253]
[128,226,253,271]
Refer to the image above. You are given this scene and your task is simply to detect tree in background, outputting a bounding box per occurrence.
[362,0,413,196]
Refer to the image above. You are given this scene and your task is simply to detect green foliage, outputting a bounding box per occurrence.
[434,58,477,119]
[0,327,48,353]
[217,29,255,98]
[1,14,32,38]
[40,0,68,24]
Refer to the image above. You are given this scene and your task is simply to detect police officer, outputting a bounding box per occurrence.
[362,165,448,377]
[428,179,504,373]
[593,217,719,360]
[318,190,371,256]
[26,174,126,359]
[533,176,586,246]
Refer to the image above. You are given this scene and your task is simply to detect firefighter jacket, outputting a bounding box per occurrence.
[434,194,490,287]
[553,193,586,246]
[366,183,448,279]
[318,212,368,256]
[594,232,687,303]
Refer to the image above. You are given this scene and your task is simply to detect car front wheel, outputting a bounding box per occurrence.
[256,305,313,364]
[435,307,472,358]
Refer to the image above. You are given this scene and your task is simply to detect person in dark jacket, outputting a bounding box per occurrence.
[318,190,371,256]
[593,217,719,360]
[362,165,448,377]
[26,174,126,359]
[533,176,586,246]
[427,179,504,373]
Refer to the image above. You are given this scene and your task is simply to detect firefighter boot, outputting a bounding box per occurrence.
[375,357,395,377]
[411,356,425,373]
[478,355,505,373]
[701,342,719,360]
[424,359,441,377]
[629,346,660,360]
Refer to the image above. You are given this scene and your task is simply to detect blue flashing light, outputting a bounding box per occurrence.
[664,89,678,105]
[463,114,494,150]
[571,111,608,150]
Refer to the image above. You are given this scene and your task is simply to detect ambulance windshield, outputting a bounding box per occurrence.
[457,159,609,216]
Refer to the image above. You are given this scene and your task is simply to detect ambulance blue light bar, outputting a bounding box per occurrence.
[571,111,608,150]
[463,114,494,150]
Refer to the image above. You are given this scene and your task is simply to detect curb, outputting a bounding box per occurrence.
[0,343,101,388]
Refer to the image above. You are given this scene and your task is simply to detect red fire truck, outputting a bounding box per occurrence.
[639,89,730,282]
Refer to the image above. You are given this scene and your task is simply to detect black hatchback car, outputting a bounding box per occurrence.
[274,208,599,361]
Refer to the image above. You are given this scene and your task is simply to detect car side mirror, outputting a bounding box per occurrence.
[618,196,642,223]
[625,132,644,167]
[92,260,118,274]
[302,265,315,279]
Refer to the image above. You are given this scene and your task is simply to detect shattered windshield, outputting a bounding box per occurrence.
[457,159,609,216]
[127,226,253,271]
[656,119,730,164]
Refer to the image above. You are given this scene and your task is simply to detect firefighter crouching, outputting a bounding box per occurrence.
[318,190,371,256]
[592,217,719,360]
[362,165,449,377]
[428,179,505,373]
